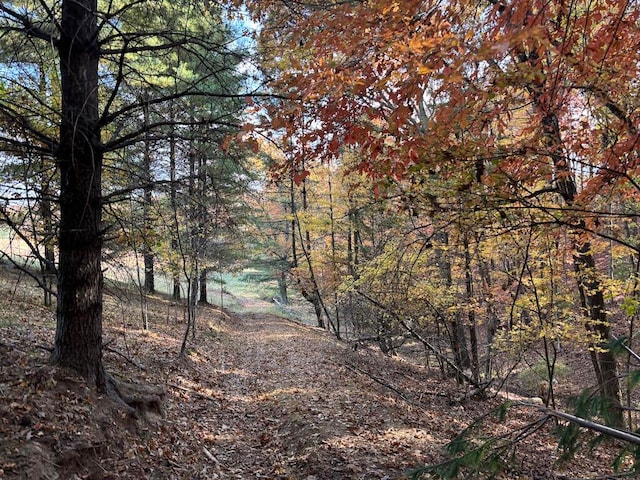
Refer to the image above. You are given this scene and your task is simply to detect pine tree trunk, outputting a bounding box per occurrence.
[37,66,56,308]
[41,176,56,308]
[50,0,105,388]
[169,107,181,300]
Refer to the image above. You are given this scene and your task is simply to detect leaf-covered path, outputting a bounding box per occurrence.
[0,278,461,480]
[200,310,441,479]
[0,272,623,480]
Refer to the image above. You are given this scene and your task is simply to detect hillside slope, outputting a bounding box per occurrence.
[0,266,624,479]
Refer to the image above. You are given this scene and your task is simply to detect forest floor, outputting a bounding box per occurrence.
[0,264,633,479]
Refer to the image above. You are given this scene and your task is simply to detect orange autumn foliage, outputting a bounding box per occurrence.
[247,0,639,206]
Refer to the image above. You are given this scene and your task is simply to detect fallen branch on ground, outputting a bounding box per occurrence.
[541,406,640,446]
[341,360,427,410]
[168,383,220,403]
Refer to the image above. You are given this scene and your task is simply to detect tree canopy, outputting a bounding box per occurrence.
[245,0,640,424]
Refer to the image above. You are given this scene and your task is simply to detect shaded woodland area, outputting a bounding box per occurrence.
[2,0,640,478]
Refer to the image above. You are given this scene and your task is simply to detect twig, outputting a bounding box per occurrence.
[104,346,145,370]
[168,383,220,403]
[202,447,221,465]
[166,458,187,471]
[342,361,420,408]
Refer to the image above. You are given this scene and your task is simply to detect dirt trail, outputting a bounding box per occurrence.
[1,272,615,480]
[203,312,440,479]
[0,277,449,480]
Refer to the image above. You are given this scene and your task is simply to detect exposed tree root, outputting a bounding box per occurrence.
[105,374,166,420]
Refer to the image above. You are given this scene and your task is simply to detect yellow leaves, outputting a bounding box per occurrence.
[494,317,583,355]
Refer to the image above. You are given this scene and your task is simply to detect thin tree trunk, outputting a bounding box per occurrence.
[169,102,180,300]
[463,233,480,383]
[187,149,199,340]
[327,168,341,335]
[41,174,56,307]
[347,201,361,279]
[278,271,288,305]
[199,268,208,304]
[37,66,56,308]
[299,170,326,330]
[142,96,155,294]
[435,230,470,381]
[289,176,298,268]
[478,256,498,381]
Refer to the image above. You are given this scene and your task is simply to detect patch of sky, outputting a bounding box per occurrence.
[223,5,263,93]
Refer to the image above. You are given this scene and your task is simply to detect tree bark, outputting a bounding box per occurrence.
[289,176,298,268]
[327,168,341,334]
[50,0,105,388]
[478,256,499,381]
[277,271,288,304]
[41,168,56,308]
[574,240,622,422]
[199,268,208,304]
[37,65,56,308]
[169,103,181,300]
[463,233,480,383]
[435,230,470,380]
